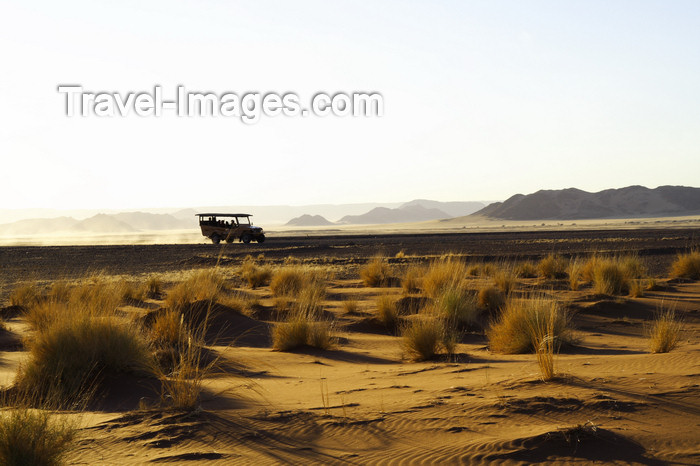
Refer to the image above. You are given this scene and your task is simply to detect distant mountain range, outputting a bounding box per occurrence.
[0,212,191,236]
[472,185,700,220]
[285,214,334,227]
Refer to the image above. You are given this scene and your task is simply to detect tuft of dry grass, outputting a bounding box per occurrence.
[145,275,162,298]
[240,258,272,288]
[341,299,359,315]
[165,269,225,311]
[149,308,184,348]
[0,407,76,466]
[537,254,568,280]
[270,266,326,296]
[401,317,453,361]
[567,258,583,291]
[422,258,466,298]
[628,280,645,298]
[515,261,538,279]
[592,260,630,295]
[17,312,153,405]
[477,286,505,312]
[360,256,393,287]
[8,283,42,308]
[670,250,700,279]
[272,313,334,352]
[433,285,479,328]
[648,309,683,353]
[376,295,399,328]
[401,265,423,294]
[487,294,573,354]
[531,307,558,381]
[493,268,517,295]
[157,331,214,410]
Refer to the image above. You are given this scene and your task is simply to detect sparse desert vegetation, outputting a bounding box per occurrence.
[0,230,699,464]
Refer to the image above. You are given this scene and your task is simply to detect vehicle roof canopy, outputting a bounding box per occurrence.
[196,213,252,217]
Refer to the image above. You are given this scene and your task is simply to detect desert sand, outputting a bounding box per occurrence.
[1,228,699,464]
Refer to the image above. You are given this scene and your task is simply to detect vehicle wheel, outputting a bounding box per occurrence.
[257,235,265,243]
[210,234,221,244]
[225,237,234,243]
[241,233,251,244]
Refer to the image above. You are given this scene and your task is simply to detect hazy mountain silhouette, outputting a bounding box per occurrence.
[339,204,451,224]
[285,214,334,226]
[400,199,486,217]
[473,185,700,220]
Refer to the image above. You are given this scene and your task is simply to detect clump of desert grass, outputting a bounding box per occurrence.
[515,261,538,279]
[240,257,272,288]
[432,285,480,328]
[567,258,583,291]
[8,283,42,308]
[376,294,400,328]
[341,299,359,315]
[401,316,455,361]
[272,310,334,352]
[477,285,505,312]
[0,404,76,466]
[648,308,683,353]
[588,256,645,296]
[487,294,573,354]
[359,255,393,287]
[164,268,225,311]
[270,265,326,296]
[493,267,517,295]
[670,250,700,280]
[16,306,153,405]
[401,264,424,294]
[537,254,568,280]
[422,257,467,298]
[628,279,646,298]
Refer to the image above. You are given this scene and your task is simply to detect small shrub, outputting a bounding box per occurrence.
[537,254,568,280]
[360,256,392,287]
[487,295,573,354]
[376,295,399,328]
[648,310,683,353]
[165,269,225,310]
[477,286,505,312]
[422,258,466,298]
[401,317,451,361]
[0,408,76,466]
[150,308,184,348]
[395,250,406,259]
[670,251,700,279]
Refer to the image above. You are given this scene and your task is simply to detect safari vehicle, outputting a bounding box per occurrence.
[196,213,266,244]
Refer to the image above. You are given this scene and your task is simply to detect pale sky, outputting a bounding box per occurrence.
[2,1,699,210]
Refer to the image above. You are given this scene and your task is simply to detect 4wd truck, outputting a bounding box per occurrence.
[196,213,266,244]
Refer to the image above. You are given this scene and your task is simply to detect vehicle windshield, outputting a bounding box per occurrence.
[237,216,250,225]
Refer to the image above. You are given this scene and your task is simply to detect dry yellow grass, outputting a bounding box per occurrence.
[240,258,272,288]
[670,250,700,279]
[360,255,393,287]
[592,259,630,295]
[164,268,225,311]
[537,254,568,280]
[341,299,360,314]
[487,294,573,354]
[401,317,453,361]
[272,314,334,352]
[567,258,583,291]
[0,407,76,466]
[401,265,423,294]
[493,268,517,295]
[422,257,467,298]
[477,285,505,312]
[376,295,399,328]
[515,261,538,278]
[648,309,683,353]
[8,283,41,308]
[433,285,479,328]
